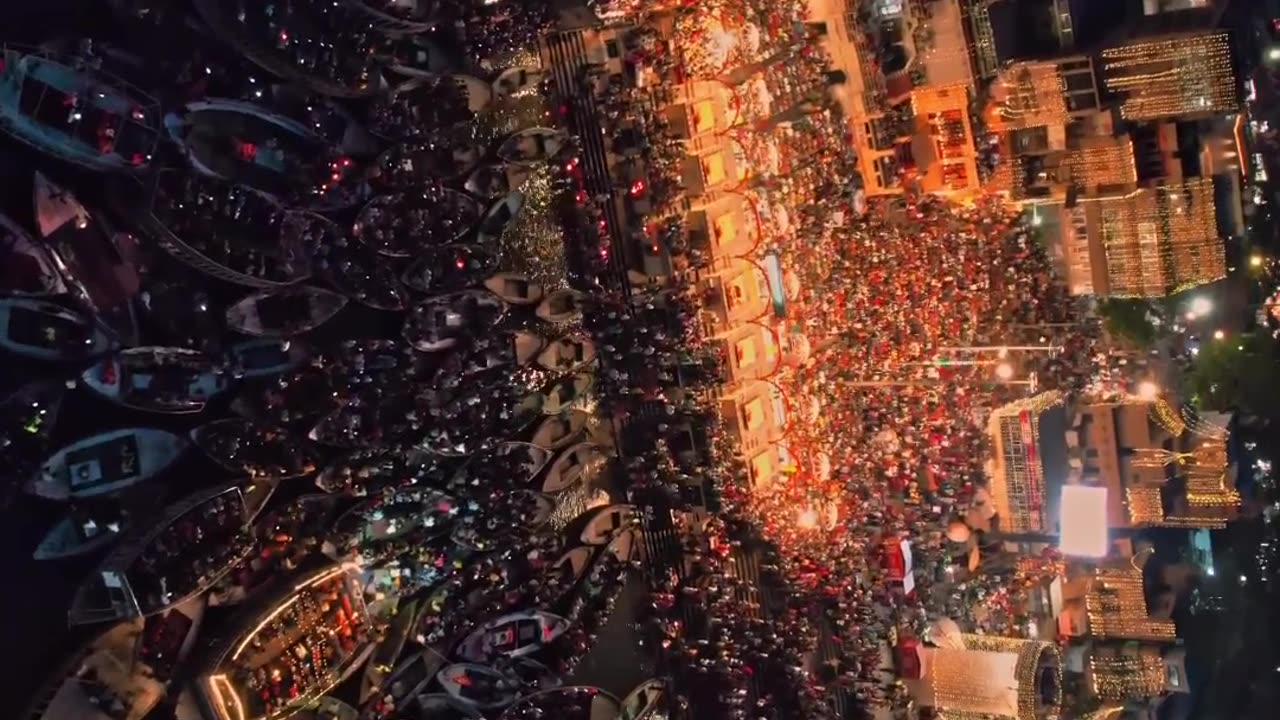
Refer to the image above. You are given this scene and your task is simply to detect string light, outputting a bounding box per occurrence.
[1100,32,1237,121]
[1085,567,1176,641]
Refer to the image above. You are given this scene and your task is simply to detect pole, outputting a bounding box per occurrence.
[937,344,1064,353]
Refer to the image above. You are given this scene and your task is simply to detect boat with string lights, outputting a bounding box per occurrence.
[0,44,161,172]
[191,563,378,720]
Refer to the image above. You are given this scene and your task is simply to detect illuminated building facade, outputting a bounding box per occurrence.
[988,391,1070,533]
[1099,32,1239,121]
[908,635,1063,719]
[1083,567,1177,641]
[1085,179,1225,297]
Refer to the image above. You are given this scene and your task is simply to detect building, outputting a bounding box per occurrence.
[906,634,1063,719]
[987,391,1071,533]
[1099,31,1239,121]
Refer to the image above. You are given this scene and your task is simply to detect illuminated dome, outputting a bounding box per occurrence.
[946,521,972,544]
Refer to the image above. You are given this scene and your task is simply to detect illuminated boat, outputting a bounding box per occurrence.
[475,191,525,246]
[191,417,320,480]
[81,346,232,414]
[315,447,448,497]
[495,686,619,720]
[368,134,484,189]
[535,335,595,373]
[543,442,606,494]
[535,289,584,324]
[68,482,252,625]
[353,190,482,258]
[28,427,187,501]
[25,596,205,720]
[0,297,114,362]
[324,488,457,562]
[615,679,667,720]
[483,272,543,305]
[450,441,551,494]
[464,164,532,200]
[225,286,348,338]
[435,664,521,711]
[193,563,378,720]
[402,290,508,353]
[580,505,637,546]
[454,610,570,664]
[165,98,363,210]
[449,491,554,551]
[0,44,160,172]
[401,244,501,296]
[492,67,545,98]
[529,410,589,451]
[0,210,66,296]
[497,127,568,164]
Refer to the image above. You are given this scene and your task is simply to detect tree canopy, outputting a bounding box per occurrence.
[1182,332,1280,417]
[1097,298,1159,348]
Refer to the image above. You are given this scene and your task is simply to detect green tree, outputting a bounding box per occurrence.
[1183,332,1280,415]
[1097,298,1159,348]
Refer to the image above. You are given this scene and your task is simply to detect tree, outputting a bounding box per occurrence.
[1182,332,1280,417]
[1097,298,1159,348]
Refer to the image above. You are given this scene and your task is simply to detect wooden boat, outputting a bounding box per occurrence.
[496,686,620,720]
[195,563,378,720]
[445,330,545,379]
[139,170,313,288]
[80,346,231,414]
[315,447,447,496]
[450,491,554,551]
[33,168,91,237]
[227,338,311,378]
[452,74,494,113]
[241,477,279,524]
[24,597,205,720]
[536,335,596,373]
[415,694,484,719]
[483,272,543,305]
[68,482,252,625]
[530,410,590,451]
[325,488,457,561]
[535,289,585,324]
[452,441,552,492]
[539,373,594,415]
[33,506,128,560]
[475,191,526,246]
[369,132,484,188]
[0,297,113,361]
[296,696,359,720]
[615,679,667,720]
[380,33,457,78]
[353,190,483,258]
[27,428,186,501]
[580,505,637,546]
[308,220,408,311]
[544,442,606,494]
[402,244,501,295]
[435,664,521,711]
[402,290,508,352]
[0,210,66,296]
[359,597,423,703]
[464,163,532,200]
[454,610,570,664]
[191,418,320,480]
[497,127,568,164]
[492,67,546,98]
[0,44,160,172]
[226,285,348,337]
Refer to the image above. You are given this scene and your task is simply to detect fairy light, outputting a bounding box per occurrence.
[1099,180,1224,298]
[925,637,1061,719]
[1125,487,1165,526]
[1100,32,1237,120]
[1149,398,1186,437]
[1088,651,1165,700]
[1085,567,1176,640]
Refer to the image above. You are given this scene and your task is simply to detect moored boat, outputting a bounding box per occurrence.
[0,44,160,172]
[0,210,66,296]
[341,0,437,34]
[359,597,423,704]
[539,374,594,415]
[414,693,483,719]
[483,272,543,305]
[27,427,187,501]
[543,442,606,495]
[33,505,128,560]
[68,482,253,625]
[194,563,378,720]
[535,335,596,373]
[435,664,521,711]
[315,447,448,496]
[454,610,570,664]
[529,410,590,451]
[402,290,508,353]
[402,244,501,296]
[450,491,554,551]
[226,285,348,338]
[325,488,457,561]
[615,679,667,720]
[535,289,585,324]
[580,505,637,546]
[451,441,552,493]
[0,297,113,361]
[297,697,358,720]
[492,67,546,98]
[497,127,568,164]
[495,686,619,720]
[475,191,526,246]
[80,346,231,414]
[464,163,532,200]
[227,338,311,378]
[369,133,484,188]
[191,417,320,480]
[353,189,482,258]
[308,225,408,312]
